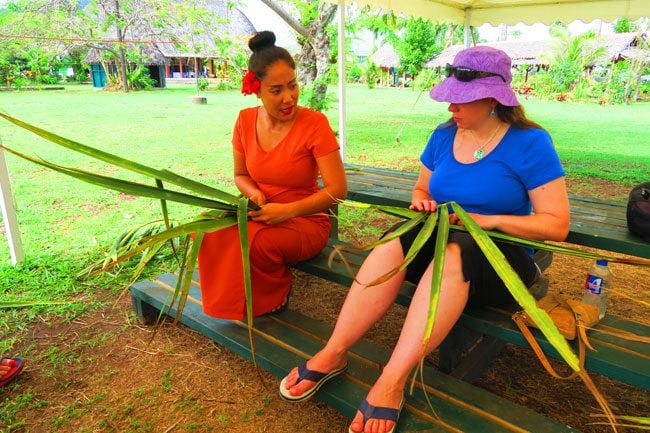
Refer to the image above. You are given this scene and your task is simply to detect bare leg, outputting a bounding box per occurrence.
[283,238,407,397]
[349,242,469,433]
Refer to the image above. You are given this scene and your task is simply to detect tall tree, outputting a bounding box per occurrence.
[393,17,452,76]
[543,28,607,93]
[257,0,337,110]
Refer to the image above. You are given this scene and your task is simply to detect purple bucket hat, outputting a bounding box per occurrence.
[429,46,520,106]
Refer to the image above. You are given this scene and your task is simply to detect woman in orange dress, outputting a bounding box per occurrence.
[197,31,347,320]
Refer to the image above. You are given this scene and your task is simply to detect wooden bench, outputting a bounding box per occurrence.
[130,272,581,433]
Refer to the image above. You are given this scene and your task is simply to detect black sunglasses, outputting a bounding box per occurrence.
[445,63,506,83]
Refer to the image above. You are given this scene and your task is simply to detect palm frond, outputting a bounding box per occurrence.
[0,300,70,308]
[0,112,245,206]
[450,202,580,371]
[238,197,257,368]
[1,145,236,211]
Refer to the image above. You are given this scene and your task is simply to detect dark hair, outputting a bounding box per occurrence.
[247,31,295,80]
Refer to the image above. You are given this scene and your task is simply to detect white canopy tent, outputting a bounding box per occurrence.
[1,144,23,265]
[332,0,648,159]
[336,0,647,27]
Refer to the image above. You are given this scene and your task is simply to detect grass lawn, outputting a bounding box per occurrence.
[0,82,649,350]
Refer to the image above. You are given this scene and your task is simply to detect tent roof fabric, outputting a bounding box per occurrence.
[329,0,648,26]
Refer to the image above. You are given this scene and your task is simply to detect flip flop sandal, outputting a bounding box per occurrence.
[0,357,25,387]
[348,397,404,433]
[279,361,347,402]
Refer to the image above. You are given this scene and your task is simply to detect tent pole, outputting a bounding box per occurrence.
[464,9,472,47]
[0,146,24,265]
[337,0,347,162]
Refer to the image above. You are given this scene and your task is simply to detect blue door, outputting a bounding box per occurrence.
[90,64,107,88]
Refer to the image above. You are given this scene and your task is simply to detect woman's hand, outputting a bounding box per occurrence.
[450,212,499,230]
[248,191,266,207]
[409,199,437,213]
[248,203,293,225]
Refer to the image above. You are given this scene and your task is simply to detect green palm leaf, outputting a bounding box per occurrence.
[422,204,449,350]
[450,202,580,370]
[365,211,438,287]
[237,197,257,368]
[449,225,650,267]
[0,112,243,206]
[0,300,70,308]
[352,200,622,428]
[1,145,236,211]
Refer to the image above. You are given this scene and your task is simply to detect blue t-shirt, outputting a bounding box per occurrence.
[420,122,565,216]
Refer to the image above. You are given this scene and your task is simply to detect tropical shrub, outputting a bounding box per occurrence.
[127,66,156,90]
[197,76,209,91]
[347,62,363,83]
[411,68,438,92]
[363,61,380,89]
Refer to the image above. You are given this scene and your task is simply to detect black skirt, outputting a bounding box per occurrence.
[387,221,537,308]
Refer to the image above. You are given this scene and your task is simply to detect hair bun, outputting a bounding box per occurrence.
[249,31,276,52]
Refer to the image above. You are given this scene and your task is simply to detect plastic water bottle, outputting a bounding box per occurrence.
[582,259,611,320]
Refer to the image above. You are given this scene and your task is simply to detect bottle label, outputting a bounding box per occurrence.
[585,274,603,295]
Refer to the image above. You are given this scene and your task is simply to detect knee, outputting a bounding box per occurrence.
[249,231,279,263]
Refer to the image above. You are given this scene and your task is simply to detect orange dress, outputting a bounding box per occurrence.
[197,107,340,319]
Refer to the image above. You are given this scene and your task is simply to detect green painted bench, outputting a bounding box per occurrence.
[129,162,648,431]
[130,273,581,433]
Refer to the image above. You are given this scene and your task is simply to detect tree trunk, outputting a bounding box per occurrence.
[296,3,337,108]
[257,0,337,110]
[114,0,129,92]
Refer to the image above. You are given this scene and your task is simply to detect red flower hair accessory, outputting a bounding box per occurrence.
[241,70,261,95]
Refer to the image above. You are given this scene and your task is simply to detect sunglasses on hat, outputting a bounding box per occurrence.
[445,64,506,83]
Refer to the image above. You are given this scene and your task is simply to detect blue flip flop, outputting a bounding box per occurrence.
[279,361,347,402]
[348,397,404,433]
[0,357,24,387]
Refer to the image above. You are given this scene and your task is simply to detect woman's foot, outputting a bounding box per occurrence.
[280,350,347,400]
[348,377,404,433]
[267,295,289,315]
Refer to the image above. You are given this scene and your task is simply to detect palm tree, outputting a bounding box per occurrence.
[542,28,607,93]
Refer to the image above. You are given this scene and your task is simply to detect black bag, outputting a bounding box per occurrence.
[626,182,650,242]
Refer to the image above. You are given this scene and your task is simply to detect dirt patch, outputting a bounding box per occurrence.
[3,180,648,433]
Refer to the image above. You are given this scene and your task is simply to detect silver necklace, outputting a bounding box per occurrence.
[470,124,501,160]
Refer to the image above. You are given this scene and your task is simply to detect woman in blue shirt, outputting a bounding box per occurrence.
[280,46,570,433]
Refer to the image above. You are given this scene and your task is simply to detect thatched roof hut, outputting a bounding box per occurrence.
[425,40,550,69]
[156,0,255,59]
[602,32,647,62]
[369,43,400,68]
[85,0,256,86]
[425,32,648,69]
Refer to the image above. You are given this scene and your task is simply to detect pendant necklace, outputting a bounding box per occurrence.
[470,123,501,160]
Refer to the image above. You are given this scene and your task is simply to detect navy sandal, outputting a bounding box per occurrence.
[348,397,404,433]
[279,361,347,402]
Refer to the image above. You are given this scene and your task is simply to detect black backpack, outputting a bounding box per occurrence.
[627,182,650,242]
